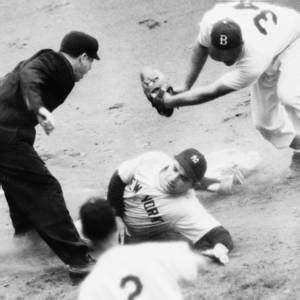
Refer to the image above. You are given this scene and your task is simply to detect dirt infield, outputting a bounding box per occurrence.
[0,0,300,299]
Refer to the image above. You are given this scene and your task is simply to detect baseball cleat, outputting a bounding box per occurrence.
[68,254,96,282]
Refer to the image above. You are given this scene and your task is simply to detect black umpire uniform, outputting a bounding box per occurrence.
[0,32,99,271]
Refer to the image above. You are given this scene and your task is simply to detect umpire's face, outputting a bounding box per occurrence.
[73,53,94,81]
[159,160,194,194]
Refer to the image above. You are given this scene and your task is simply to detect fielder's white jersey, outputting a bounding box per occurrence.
[118,151,220,243]
[78,242,201,300]
[198,2,300,90]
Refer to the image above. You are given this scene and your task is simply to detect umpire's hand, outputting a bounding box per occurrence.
[37,107,56,135]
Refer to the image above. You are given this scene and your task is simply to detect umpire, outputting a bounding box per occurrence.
[0,31,99,278]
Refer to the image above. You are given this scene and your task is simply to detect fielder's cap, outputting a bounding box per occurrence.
[211,18,243,50]
[60,31,100,60]
[174,148,207,182]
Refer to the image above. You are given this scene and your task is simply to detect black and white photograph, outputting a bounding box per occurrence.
[0,0,299,299]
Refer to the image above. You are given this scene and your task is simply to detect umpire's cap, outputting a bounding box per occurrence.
[60,31,100,60]
[174,148,207,182]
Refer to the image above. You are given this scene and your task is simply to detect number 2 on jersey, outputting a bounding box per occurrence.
[120,275,143,300]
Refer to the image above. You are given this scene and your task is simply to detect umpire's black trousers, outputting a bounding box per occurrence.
[0,138,89,266]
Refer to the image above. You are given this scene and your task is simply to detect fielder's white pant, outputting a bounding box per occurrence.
[251,37,300,149]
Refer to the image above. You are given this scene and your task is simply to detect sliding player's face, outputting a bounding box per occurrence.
[159,160,194,194]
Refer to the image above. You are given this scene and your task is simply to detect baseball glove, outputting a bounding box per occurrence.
[140,67,174,117]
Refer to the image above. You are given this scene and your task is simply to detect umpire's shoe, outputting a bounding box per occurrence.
[68,254,96,283]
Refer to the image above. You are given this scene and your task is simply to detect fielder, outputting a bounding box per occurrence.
[106,148,234,265]
[77,197,206,300]
[142,1,300,176]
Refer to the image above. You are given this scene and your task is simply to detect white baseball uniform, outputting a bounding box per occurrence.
[117,151,220,243]
[78,241,202,300]
[198,2,300,148]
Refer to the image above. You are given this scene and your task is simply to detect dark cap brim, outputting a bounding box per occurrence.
[174,155,198,182]
[94,53,100,60]
[90,53,100,60]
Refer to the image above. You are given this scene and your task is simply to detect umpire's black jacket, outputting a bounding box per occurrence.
[0,49,74,145]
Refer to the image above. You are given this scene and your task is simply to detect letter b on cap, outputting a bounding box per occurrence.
[219,34,228,46]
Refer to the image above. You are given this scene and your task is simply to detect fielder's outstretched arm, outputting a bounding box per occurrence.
[181,43,209,92]
[164,79,235,109]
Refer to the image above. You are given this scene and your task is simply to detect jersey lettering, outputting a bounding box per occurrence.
[128,178,143,193]
[219,34,228,46]
[234,2,278,35]
[150,216,164,222]
[133,181,142,193]
[141,195,164,223]
[120,275,143,300]
[253,10,277,35]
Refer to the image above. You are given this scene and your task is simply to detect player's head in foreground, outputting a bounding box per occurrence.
[209,18,244,66]
[60,31,100,81]
[159,148,207,194]
[79,197,118,254]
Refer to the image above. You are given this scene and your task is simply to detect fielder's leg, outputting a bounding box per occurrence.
[251,76,295,150]
[277,37,300,175]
